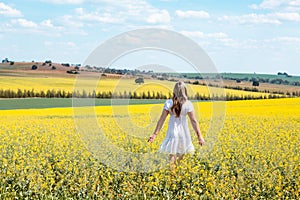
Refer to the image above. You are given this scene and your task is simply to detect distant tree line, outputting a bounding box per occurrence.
[80,66,145,76]
[0,88,299,100]
[171,73,300,86]
[189,80,298,95]
[224,77,299,86]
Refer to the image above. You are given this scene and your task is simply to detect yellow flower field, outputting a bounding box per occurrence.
[0,98,299,199]
[0,76,270,99]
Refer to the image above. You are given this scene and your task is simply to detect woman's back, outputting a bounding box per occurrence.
[163,99,194,117]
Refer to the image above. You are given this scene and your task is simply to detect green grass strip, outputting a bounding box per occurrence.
[0,98,167,110]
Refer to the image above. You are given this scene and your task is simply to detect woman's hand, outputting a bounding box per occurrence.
[148,134,156,143]
[198,136,205,146]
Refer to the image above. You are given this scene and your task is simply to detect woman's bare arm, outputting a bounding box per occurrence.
[148,110,169,143]
[188,111,205,145]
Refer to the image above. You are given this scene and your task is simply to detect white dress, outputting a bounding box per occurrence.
[159,99,195,155]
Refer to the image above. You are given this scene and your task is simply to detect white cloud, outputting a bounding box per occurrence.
[180,30,264,49]
[246,1,300,25]
[40,0,84,4]
[60,15,84,28]
[220,12,300,25]
[0,2,22,17]
[268,36,300,43]
[4,17,79,37]
[290,0,300,6]
[274,12,300,21]
[75,8,122,23]
[180,31,228,39]
[75,7,84,15]
[175,10,210,19]
[40,19,64,32]
[66,41,77,47]
[250,0,286,9]
[219,14,282,25]
[250,0,300,11]
[98,0,172,24]
[147,9,171,24]
[219,38,261,49]
[41,19,54,28]
[44,40,78,47]
[13,19,38,28]
[182,30,300,50]
[54,0,174,27]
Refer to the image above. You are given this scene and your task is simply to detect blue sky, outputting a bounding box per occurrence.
[0,0,300,75]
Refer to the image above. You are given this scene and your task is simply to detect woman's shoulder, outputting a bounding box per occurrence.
[163,99,173,110]
[166,99,173,104]
[183,100,194,112]
[183,99,192,105]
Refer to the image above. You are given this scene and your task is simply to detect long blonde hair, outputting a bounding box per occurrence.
[171,81,188,117]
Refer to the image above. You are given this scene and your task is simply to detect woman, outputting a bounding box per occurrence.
[148,81,205,167]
